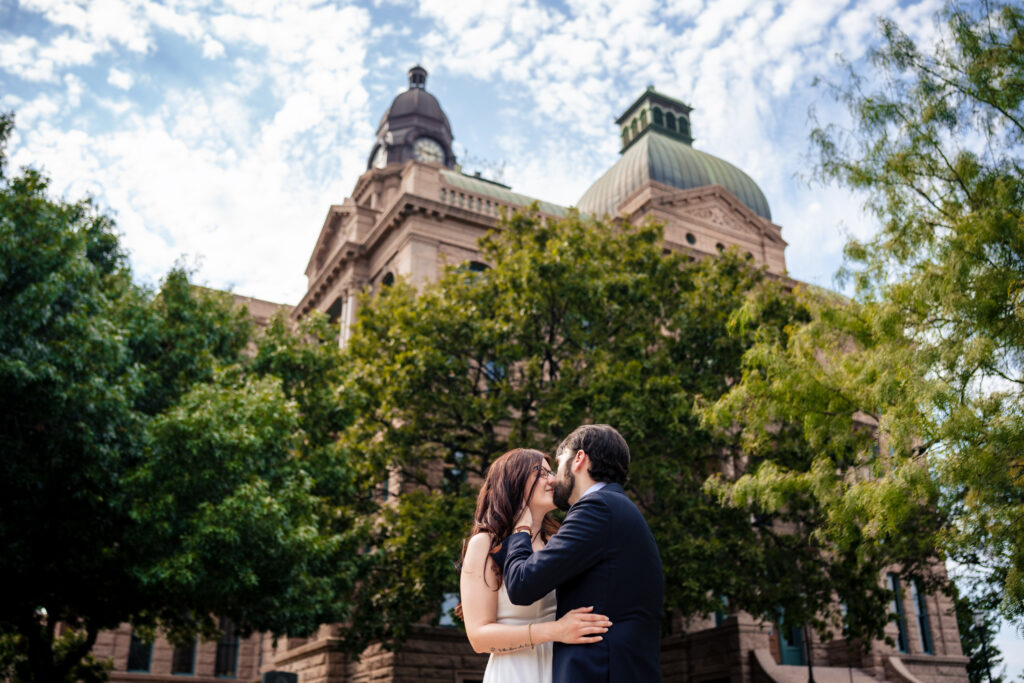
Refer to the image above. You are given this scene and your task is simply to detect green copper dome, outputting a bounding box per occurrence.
[577,129,772,220]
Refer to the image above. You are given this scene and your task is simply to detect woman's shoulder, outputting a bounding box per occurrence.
[462,532,499,579]
[465,531,497,556]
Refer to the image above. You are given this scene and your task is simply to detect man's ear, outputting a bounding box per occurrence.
[571,450,587,474]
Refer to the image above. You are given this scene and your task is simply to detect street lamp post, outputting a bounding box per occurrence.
[804,624,816,683]
[973,611,994,683]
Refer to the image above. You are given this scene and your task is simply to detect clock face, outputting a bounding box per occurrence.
[372,144,387,169]
[413,137,445,164]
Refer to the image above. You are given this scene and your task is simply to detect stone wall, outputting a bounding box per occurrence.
[660,616,776,683]
[92,623,261,682]
[886,654,971,683]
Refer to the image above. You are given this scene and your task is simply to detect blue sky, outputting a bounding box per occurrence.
[1,0,1021,673]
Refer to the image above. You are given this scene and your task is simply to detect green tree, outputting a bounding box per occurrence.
[705,0,1023,657]
[0,114,362,680]
[954,587,1005,683]
[810,0,1024,621]
[334,207,927,654]
[0,111,146,681]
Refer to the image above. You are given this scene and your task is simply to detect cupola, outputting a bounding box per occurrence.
[578,87,771,220]
[618,86,693,151]
[368,66,456,170]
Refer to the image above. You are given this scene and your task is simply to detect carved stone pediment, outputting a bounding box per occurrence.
[652,184,786,246]
[682,204,739,229]
[306,205,350,278]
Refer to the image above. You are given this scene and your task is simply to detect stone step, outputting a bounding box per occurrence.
[753,649,880,683]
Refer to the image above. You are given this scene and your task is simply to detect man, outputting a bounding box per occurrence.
[494,424,664,682]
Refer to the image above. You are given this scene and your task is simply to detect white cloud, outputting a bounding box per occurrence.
[64,73,85,107]
[143,2,204,42]
[107,67,134,90]
[20,0,152,53]
[9,95,62,130]
[0,36,57,82]
[0,0,951,306]
[201,35,225,59]
[4,0,376,302]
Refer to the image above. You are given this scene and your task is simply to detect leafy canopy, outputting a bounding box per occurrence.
[336,206,932,652]
[0,113,362,682]
[810,0,1024,621]
[705,2,1024,665]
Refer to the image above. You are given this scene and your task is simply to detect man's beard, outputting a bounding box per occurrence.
[552,468,575,511]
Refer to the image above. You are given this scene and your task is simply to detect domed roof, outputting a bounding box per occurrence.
[577,130,771,220]
[378,87,451,129]
[377,65,451,133]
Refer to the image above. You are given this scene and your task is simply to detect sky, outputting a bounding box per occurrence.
[1,0,1021,674]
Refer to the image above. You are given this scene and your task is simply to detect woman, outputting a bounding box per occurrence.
[460,448,612,683]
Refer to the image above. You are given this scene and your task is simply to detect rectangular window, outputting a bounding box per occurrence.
[215,617,239,677]
[171,639,196,675]
[911,581,934,654]
[126,631,152,672]
[714,594,729,627]
[887,573,909,653]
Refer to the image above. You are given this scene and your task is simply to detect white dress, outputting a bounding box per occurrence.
[482,584,557,683]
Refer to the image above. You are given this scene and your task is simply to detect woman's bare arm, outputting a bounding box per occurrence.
[459,532,611,655]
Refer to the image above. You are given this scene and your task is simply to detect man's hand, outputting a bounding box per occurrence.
[551,606,611,644]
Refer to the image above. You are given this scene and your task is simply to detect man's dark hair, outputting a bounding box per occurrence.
[557,424,630,485]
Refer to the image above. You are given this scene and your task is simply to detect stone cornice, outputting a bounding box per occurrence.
[626,182,787,247]
[293,239,364,317]
[350,163,406,201]
[293,193,498,318]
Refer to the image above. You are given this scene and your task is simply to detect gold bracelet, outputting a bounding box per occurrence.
[528,623,534,650]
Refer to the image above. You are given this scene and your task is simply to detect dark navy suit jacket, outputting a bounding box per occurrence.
[494,483,663,683]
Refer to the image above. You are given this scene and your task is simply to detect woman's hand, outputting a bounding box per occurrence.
[552,606,612,644]
[514,506,533,531]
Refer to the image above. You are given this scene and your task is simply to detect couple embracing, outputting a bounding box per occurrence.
[460,424,664,683]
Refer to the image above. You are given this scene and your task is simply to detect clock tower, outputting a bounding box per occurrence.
[368,65,456,170]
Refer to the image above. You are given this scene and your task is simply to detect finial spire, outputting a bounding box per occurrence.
[408,65,427,89]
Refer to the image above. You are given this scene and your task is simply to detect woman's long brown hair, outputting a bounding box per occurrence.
[461,448,560,590]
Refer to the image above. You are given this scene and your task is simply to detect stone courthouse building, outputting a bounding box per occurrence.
[90,67,970,683]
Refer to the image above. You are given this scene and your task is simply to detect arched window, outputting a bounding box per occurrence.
[679,116,690,138]
[685,233,696,245]
[621,129,630,147]
[631,119,638,137]
[653,107,663,126]
[440,188,447,202]
[639,110,647,127]
[381,272,395,287]
[666,112,677,131]
[468,261,488,272]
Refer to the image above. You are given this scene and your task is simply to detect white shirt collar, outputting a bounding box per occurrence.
[578,481,607,501]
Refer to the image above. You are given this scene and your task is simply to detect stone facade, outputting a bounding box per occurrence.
[89,67,969,683]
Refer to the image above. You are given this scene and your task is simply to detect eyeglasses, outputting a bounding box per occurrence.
[533,465,555,479]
